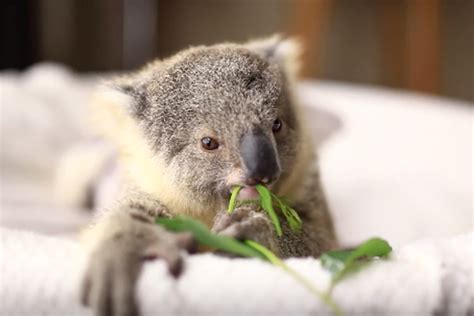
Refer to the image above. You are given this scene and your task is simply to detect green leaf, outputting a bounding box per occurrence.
[156,217,264,259]
[320,250,352,275]
[270,191,302,232]
[255,184,282,236]
[280,206,298,231]
[346,238,392,262]
[320,238,392,287]
[286,206,302,225]
[227,186,242,214]
[280,204,302,232]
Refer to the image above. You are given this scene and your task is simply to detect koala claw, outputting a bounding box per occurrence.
[212,206,280,254]
[81,227,195,316]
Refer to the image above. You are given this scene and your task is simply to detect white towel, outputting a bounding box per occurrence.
[1,228,472,315]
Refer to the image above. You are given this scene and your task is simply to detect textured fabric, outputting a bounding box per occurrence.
[1,228,472,315]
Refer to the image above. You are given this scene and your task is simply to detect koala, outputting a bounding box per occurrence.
[80,36,338,316]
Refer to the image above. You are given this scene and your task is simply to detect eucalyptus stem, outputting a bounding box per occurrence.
[245,240,344,316]
[227,186,242,213]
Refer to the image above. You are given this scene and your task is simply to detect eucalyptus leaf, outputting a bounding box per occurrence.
[320,238,392,288]
[255,184,283,236]
[345,238,392,262]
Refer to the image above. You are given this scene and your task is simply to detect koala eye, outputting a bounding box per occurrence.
[272,118,283,133]
[201,137,219,150]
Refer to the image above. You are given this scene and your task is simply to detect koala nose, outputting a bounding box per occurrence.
[240,131,281,185]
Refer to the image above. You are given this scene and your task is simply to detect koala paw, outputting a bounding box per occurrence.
[81,224,195,316]
[212,206,280,255]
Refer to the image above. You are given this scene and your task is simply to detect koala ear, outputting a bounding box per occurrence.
[245,34,302,77]
[110,74,145,99]
[90,78,149,147]
[99,72,150,119]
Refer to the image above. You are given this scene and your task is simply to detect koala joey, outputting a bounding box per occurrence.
[80,36,338,316]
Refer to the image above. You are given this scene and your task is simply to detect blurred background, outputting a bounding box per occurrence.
[1,0,473,101]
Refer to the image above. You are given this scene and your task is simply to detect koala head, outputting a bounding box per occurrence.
[96,36,312,218]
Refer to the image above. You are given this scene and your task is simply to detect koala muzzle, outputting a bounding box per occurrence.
[240,131,281,185]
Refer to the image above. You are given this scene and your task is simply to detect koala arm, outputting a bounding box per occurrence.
[81,199,195,316]
[277,202,338,258]
[278,170,338,258]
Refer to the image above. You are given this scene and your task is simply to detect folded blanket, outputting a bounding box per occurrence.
[1,228,472,315]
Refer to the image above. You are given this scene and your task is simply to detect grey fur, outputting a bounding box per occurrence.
[81,37,337,316]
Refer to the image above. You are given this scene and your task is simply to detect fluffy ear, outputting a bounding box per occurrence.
[98,70,151,120]
[108,73,146,101]
[245,34,302,78]
[89,68,153,143]
[90,84,136,135]
[107,58,162,107]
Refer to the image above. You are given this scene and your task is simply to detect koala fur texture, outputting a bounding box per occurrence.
[81,36,337,316]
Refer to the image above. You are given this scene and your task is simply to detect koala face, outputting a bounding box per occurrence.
[118,40,303,209]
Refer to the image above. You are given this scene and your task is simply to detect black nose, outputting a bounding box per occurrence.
[240,131,281,185]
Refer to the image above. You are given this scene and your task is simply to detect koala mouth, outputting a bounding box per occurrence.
[236,186,260,201]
